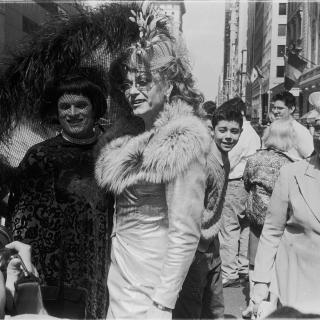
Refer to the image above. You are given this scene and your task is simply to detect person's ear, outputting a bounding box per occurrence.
[289,106,295,114]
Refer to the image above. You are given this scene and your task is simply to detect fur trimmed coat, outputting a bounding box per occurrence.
[95,100,210,313]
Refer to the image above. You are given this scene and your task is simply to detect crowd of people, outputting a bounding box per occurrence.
[0,2,320,320]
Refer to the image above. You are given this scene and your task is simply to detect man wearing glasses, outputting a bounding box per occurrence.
[270,91,313,159]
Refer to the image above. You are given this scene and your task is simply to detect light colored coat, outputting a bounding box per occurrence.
[95,100,210,315]
[253,155,320,314]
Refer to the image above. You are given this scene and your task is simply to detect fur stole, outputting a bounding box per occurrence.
[95,100,210,194]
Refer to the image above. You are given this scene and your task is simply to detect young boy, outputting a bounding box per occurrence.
[173,98,243,319]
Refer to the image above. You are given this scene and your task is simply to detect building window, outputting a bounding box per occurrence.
[277,45,285,57]
[276,66,285,77]
[278,24,286,36]
[22,16,39,35]
[34,0,58,15]
[279,3,286,15]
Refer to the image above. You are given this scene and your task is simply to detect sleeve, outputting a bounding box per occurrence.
[252,166,289,284]
[8,147,51,240]
[296,126,314,158]
[152,160,206,309]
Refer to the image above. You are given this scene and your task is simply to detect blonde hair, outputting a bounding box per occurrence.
[262,119,296,152]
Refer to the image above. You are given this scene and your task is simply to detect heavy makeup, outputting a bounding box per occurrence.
[122,70,167,127]
[57,93,95,139]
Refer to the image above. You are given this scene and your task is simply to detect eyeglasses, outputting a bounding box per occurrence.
[119,80,151,93]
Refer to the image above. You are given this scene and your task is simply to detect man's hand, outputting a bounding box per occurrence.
[5,241,37,309]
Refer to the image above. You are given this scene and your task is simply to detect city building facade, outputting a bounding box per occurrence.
[246,1,287,123]
[221,0,248,104]
[222,1,232,102]
[222,0,320,122]
[156,0,186,35]
[0,1,79,69]
[299,2,320,116]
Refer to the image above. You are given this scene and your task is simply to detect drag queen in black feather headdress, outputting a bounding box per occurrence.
[2,3,141,319]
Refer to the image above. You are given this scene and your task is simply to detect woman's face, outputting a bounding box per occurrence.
[313,119,320,155]
[122,70,167,117]
[58,93,95,139]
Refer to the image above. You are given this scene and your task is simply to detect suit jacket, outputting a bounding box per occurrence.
[253,155,320,314]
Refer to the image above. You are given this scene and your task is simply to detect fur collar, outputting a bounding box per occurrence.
[95,100,210,194]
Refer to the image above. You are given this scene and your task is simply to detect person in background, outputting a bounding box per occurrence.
[270,91,313,159]
[201,100,217,134]
[173,100,243,319]
[241,119,295,318]
[9,74,111,319]
[95,5,210,319]
[219,98,261,287]
[251,107,320,316]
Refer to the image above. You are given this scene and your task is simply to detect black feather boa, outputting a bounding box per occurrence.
[0,2,140,142]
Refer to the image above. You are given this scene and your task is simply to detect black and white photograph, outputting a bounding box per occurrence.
[0,0,320,319]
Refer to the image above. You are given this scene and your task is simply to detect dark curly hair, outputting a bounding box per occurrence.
[41,73,108,124]
[272,91,296,110]
[212,98,244,129]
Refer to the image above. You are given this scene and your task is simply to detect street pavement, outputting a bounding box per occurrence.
[223,279,250,318]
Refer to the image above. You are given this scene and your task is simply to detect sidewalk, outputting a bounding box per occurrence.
[224,279,250,318]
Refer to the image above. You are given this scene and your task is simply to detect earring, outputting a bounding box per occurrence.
[165,84,173,103]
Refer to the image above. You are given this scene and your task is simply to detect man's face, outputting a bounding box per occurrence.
[270,100,294,121]
[213,120,242,153]
[58,94,95,139]
[122,70,166,117]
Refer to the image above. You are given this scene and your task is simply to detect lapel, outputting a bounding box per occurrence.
[294,155,320,223]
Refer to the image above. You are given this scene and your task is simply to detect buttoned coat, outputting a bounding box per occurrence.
[253,155,320,314]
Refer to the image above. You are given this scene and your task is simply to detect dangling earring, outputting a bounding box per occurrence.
[165,84,173,104]
[165,92,170,103]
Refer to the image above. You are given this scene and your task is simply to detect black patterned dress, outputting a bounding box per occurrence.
[8,135,111,319]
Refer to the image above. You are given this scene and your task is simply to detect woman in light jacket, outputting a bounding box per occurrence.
[242,119,295,318]
[251,113,320,315]
[95,6,210,320]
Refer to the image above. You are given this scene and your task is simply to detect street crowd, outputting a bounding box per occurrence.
[0,2,320,320]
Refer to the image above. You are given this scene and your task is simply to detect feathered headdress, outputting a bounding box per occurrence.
[0,2,140,142]
[126,1,175,72]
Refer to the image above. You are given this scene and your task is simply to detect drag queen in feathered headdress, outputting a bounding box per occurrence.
[95,3,210,319]
[1,3,142,319]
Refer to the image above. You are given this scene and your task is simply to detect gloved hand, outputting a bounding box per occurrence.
[251,282,269,318]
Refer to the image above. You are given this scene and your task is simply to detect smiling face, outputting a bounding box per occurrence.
[270,100,294,121]
[213,120,242,153]
[122,70,167,118]
[57,93,95,139]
